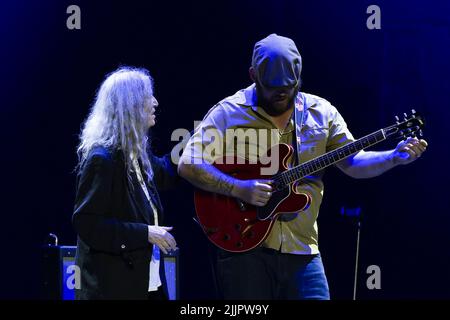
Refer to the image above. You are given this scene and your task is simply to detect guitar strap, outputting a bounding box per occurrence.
[292,92,307,166]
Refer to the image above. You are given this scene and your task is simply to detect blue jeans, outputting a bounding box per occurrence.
[216,247,330,300]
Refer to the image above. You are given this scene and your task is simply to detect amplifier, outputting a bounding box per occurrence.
[40,245,179,300]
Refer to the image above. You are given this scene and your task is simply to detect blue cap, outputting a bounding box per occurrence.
[252,34,302,87]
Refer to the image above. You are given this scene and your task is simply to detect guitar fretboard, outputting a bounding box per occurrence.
[274,129,386,187]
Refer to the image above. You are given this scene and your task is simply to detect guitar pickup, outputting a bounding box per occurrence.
[203,226,219,235]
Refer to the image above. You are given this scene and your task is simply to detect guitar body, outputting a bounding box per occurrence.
[194,143,311,252]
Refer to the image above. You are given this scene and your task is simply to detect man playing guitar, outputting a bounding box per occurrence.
[178,34,427,300]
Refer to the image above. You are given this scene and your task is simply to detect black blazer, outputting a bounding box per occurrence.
[72,145,178,300]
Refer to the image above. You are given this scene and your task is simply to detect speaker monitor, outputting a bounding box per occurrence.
[41,245,179,300]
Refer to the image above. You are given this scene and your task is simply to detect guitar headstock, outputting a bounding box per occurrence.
[384,109,425,140]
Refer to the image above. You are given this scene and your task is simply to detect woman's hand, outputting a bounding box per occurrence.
[147,225,177,254]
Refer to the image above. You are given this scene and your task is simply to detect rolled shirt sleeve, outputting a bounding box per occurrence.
[180,104,228,165]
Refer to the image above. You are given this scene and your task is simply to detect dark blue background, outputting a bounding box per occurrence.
[0,0,449,299]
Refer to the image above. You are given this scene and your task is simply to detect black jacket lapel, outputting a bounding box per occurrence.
[128,172,153,225]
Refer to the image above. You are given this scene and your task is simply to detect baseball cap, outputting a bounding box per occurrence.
[252,33,302,87]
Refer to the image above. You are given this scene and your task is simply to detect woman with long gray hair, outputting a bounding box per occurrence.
[73,66,178,300]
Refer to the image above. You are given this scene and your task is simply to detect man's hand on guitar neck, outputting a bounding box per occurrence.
[231,179,273,207]
[337,136,428,179]
[392,137,428,165]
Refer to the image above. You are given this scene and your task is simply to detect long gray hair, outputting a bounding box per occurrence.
[77,66,155,181]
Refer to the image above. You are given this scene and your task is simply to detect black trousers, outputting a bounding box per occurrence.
[147,287,167,300]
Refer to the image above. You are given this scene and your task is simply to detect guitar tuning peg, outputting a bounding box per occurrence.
[403,112,408,120]
[407,128,413,136]
[411,109,416,116]
[419,130,423,137]
[400,131,405,139]
[395,115,400,123]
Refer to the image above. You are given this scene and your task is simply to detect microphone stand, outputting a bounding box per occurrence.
[340,206,362,300]
[353,216,361,300]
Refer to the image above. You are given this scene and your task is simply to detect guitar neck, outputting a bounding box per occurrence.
[276,129,386,186]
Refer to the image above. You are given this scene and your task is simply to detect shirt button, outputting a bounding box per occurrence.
[121,244,126,249]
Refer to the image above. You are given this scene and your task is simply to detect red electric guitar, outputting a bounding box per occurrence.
[194,111,425,252]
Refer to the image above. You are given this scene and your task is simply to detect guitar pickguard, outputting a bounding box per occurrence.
[257,187,290,220]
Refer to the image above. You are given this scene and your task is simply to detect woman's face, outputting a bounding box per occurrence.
[145,95,158,129]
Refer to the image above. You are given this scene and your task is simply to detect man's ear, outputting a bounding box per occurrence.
[249,67,256,82]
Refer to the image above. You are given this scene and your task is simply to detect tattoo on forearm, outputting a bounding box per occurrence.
[190,164,234,196]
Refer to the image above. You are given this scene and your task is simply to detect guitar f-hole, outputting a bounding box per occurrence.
[241,224,255,237]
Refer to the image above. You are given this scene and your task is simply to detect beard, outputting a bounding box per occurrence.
[255,82,298,117]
